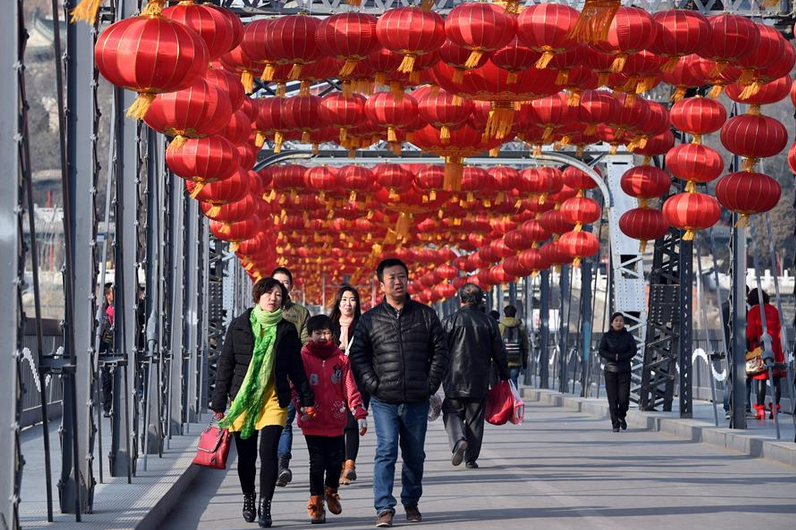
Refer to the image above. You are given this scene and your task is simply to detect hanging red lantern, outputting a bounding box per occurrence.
[562,166,599,191]
[518,248,548,275]
[218,110,251,146]
[662,54,710,101]
[578,90,620,135]
[720,115,788,170]
[619,208,669,251]
[316,12,380,77]
[539,210,575,235]
[734,24,790,97]
[282,96,326,144]
[650,9,710,71]
[200,193,256,223]
[662,192,721,241]
[365,92,418,144]
[416,87,473,143]
[698,14,759,72]
[95,7,209,118]
[376,7,446,74]
[210,215,260,243]
[166,135,238,191]
[620,166,670,204]
[725,75,792,107]
[319,93,367,143]
[162,1,240,61]
[539,240,570,267]
[459,167,489,203]
[438,40,490,84]
[303,166,339,199]
[665,144,723,188]
[559,230,599,265]
[669,97,726,141]
[592,7,658,74]
[444,2,515,69]
[219,43,262,94]
[516,3,578,69]
[186,165,249,203]
[265,14,323,80]
[560,197,601,228]
[373,163,414,199]
[530,92,576,143]
[205,67,245,111]
[519,219,551,246]
[715,172,781,226]
[491,37,542,84]
[272,164,307,195]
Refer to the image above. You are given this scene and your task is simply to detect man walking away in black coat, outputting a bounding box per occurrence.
[349,258,448,528]
[441,283,510,469]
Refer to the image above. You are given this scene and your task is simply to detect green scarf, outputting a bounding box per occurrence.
[219,306,283,439]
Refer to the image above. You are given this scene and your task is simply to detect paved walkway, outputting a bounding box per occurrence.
[159,402,796,530]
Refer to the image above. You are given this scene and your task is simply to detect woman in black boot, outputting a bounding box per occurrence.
[211,278,315,527]
[598,313,637,432]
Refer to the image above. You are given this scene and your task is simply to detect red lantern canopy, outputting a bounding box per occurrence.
[539,210,575,235]
[516,3,578,69]
[186,165,249,203]
[662,192,721,241]
[376,7,446,74]
[95,10,209,118]
[715,172,781,225]
[720,115,789,170]
[560,197,601,228]
[220,43,262,94]
[444,2,515,69]
[373,163,414,198]
[725,75,792,107]
[562,166,599,191]
[162,1,240,61]
[619,208,669,251]
[669,97,726,141]
[316,12,380,77]
[303,166,338,199]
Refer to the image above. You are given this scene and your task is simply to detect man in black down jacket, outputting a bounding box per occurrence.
[441,283,509,469]
[349,258,448,527]
[598,312,638,432]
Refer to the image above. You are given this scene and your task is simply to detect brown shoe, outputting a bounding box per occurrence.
[405,504,422,523]
[376,510,394,527]
[341,459,357,485]
[325,486,342,515]
[308,495,326,524]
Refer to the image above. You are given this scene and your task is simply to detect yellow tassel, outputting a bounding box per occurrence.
[289,63,303,81]
[637,198,649,209]
[429,189,437,201]
[398,54,417,74]
[299,80,311,97]
[577,146,585,157]
[141,0,166,17]
[339,128,348,143]
[261,63,276,82]
[623,93,636,107]
[208,205,221,217]
[444,157,464,191]
[452,95,463,106]
[568,0,621,44]
[609,144,618,155]
[409,71,420,84]
[241,71,254,94]
[556,70,570,85]
[542,126,555,143]
[440,125,451,143]
[347,0,363,6]
[167,135,189,152]
[340,59,358,78]
[70,0,103,24]
[609,54,627,74]
[685,181,696,193]
[533,144,542,157]
[489,146,500,157]
[639,240,648,253]
[660,56,680,74]
[453,68,466,84]
[390,81,404,102]
[742,157,755,171]
[396,213,412,239]
[567,91,582,106]
[405,131,414,142]
[189,181,206,199]
[274,131,284,153]
[710,61,727,77]
[739,82,762,100]
[465,50,484,69]
[374,72,387,87]
[255,131,266,148]
[125,93,156,120]
[391,142,402,155]
[506,71,520,84]
[584,124,597,136]
[536,48,555,69]
[485,105,515,140]
[342,82,353,98]
[683,229,695,241]
[387,127,398,144]
[276,84,287,97]
[671,86,687,102]
[707,84,724,98]
[421,0,435,11]
[643,155,652,166]
[734,214,750,228]
[301,130,311,143]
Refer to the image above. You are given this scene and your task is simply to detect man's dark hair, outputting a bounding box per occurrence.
[503,305,517,318]
[271,267,293,285]
[252,277,288,307]
[488,310,500,321]
[458,283,483,306]
[747,288,770,307]
[307,314,334,334]
[376,258,408,282]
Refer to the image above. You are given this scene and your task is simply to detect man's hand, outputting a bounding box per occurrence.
[358,418,368,436]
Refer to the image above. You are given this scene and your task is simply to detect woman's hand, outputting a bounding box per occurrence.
[358,418,368,436]
[214,411,224,420]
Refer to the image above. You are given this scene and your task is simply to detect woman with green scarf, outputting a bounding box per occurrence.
[211,277,315,528]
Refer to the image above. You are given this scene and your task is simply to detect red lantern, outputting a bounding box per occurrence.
[720,115,788,170]
[266,14,323,80]
[789,141,796,176]
[162,1,240,61]
[210,216,260,243]
[698,14,759,71]
[650,9,710,71]
[376,8,446,74]
[445,3,515,69]
[282,96,327,144]
[186,165,249,203]
[491,37,542,84]
[735,24,790,94]
[518,248,548,274]
[218,110,251,146]
[619,208,669,251]
[579,90,620,135]
[338,165,376,202]
[166,135,238,188]
[662,192,721,241]
[669,97,726,140]
[665,144,723,186]
[530,92,576,143]
[316,13,380,77]
[200,193,256,223]
[560,197,601,227]
[417,88,473,143]
[620,166,670,201]
[519,219,551,245]
[726,75,792,106]
[219,43,262,94]
[593,7,658,74]
[438,40,490,84]
[319,94,367,143]
[559,230,599,264]
[205,67,245,111]
[539,210,575,235]
[95,12,209,118]
[715,172,781,224]
[303,166,338,198]
[516,3,578,69]
[365,92,418,144]
[373,163,413,198]
[562,166,599,191]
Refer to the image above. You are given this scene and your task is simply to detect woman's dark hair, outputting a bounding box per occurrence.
[252,277,288,307]
[610,312,625,323]
[307,314,333,334]
[329,285,361,324]
[747,288,770,307]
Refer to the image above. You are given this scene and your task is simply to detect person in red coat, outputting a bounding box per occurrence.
[294,314,368,524]
[746,289,787,419]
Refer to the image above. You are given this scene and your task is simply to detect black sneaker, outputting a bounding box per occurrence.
[405,504,422,523]
[242,492,256,523]
[612,426,620,432]
[620,418,627,431]
[465,461,479,469]
[451,440,468,466]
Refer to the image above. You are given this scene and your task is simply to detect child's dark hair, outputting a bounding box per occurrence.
[307,314,333,335]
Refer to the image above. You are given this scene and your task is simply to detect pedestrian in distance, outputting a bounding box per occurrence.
[598,312,637,432]
[349,258,449,528]
[441,283,510,469]
[329,285,368,485]
[272,266,311,488]
[211,277,315,528]
[99,282,115,418]
[498,305,530,388]
[295,314,368,524]
[746,288,787,419]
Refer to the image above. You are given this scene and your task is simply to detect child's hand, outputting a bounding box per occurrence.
[302,406,318,419]
[358,418,368,436]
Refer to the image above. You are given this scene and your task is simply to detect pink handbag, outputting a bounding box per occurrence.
[193,422,231,469]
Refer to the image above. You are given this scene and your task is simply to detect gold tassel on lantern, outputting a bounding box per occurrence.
[241,71,254,94]
[444,157,464,191]
[189,182,206,199]
[396,213,412,240]
[261,63,276,82]
[567,91,582,107]
[683,229,695,241]
[741,157,756,171]
[609,54,627,74]
[536,47,555,69]
[374,72,387,87]
[125,93,156,120]
[229,241,240,254]
[734,214,750,228]
[597,72,610,87]
[452,95,464,106]
[485,103,515,140]
[542,126,555,143]
[409,71,421,84]
[299,80,311,97]
[671,86,687,101]
[739,81,762,100]
[583,124,598,136]
[301,130,311,143]
[255,131,266,148]
[533,144,543,157]
[465,50,485,69]
[453,68,466,84]
[276,83,287,98]
[568,0,620,43]
[289,63,303,80]
[747,104,761,116]
[660,56,680,74]
[340,59,358,78]
[274,131,284,153]
[710,61,728,77]
[387,126,398,143]
[555,70,570,85]
[70,0,103,24]
[637,198,649,209]
[440,125,451,143]
[142,0,166,17]
[421,0,436,11]
[489,146,500,157]
[707,84,724,98]
[391,142,402,156]
[398,54,417,74]
[639,240,648,253]
[506,71,519,84]
[390,81,404,102]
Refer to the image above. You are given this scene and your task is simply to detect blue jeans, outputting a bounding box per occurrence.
[509,367,521,388]
[277,401,296,460]
[369,396,430,515]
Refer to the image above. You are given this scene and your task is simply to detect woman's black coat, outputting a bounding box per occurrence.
[598,328,637,374]
[210,308,314,413]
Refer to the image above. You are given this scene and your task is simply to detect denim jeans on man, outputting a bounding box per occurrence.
[277,401,296,460]
[509,367,522,389]
[369,396,430,515]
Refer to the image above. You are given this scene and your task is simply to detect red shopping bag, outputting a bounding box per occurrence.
[486,380,514,425]
[193,423,231,469]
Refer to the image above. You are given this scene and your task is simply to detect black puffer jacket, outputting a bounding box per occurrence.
[210,309,314,413]
[598,328,637,373]
[442,306,510,399]
[349,298,448,404]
